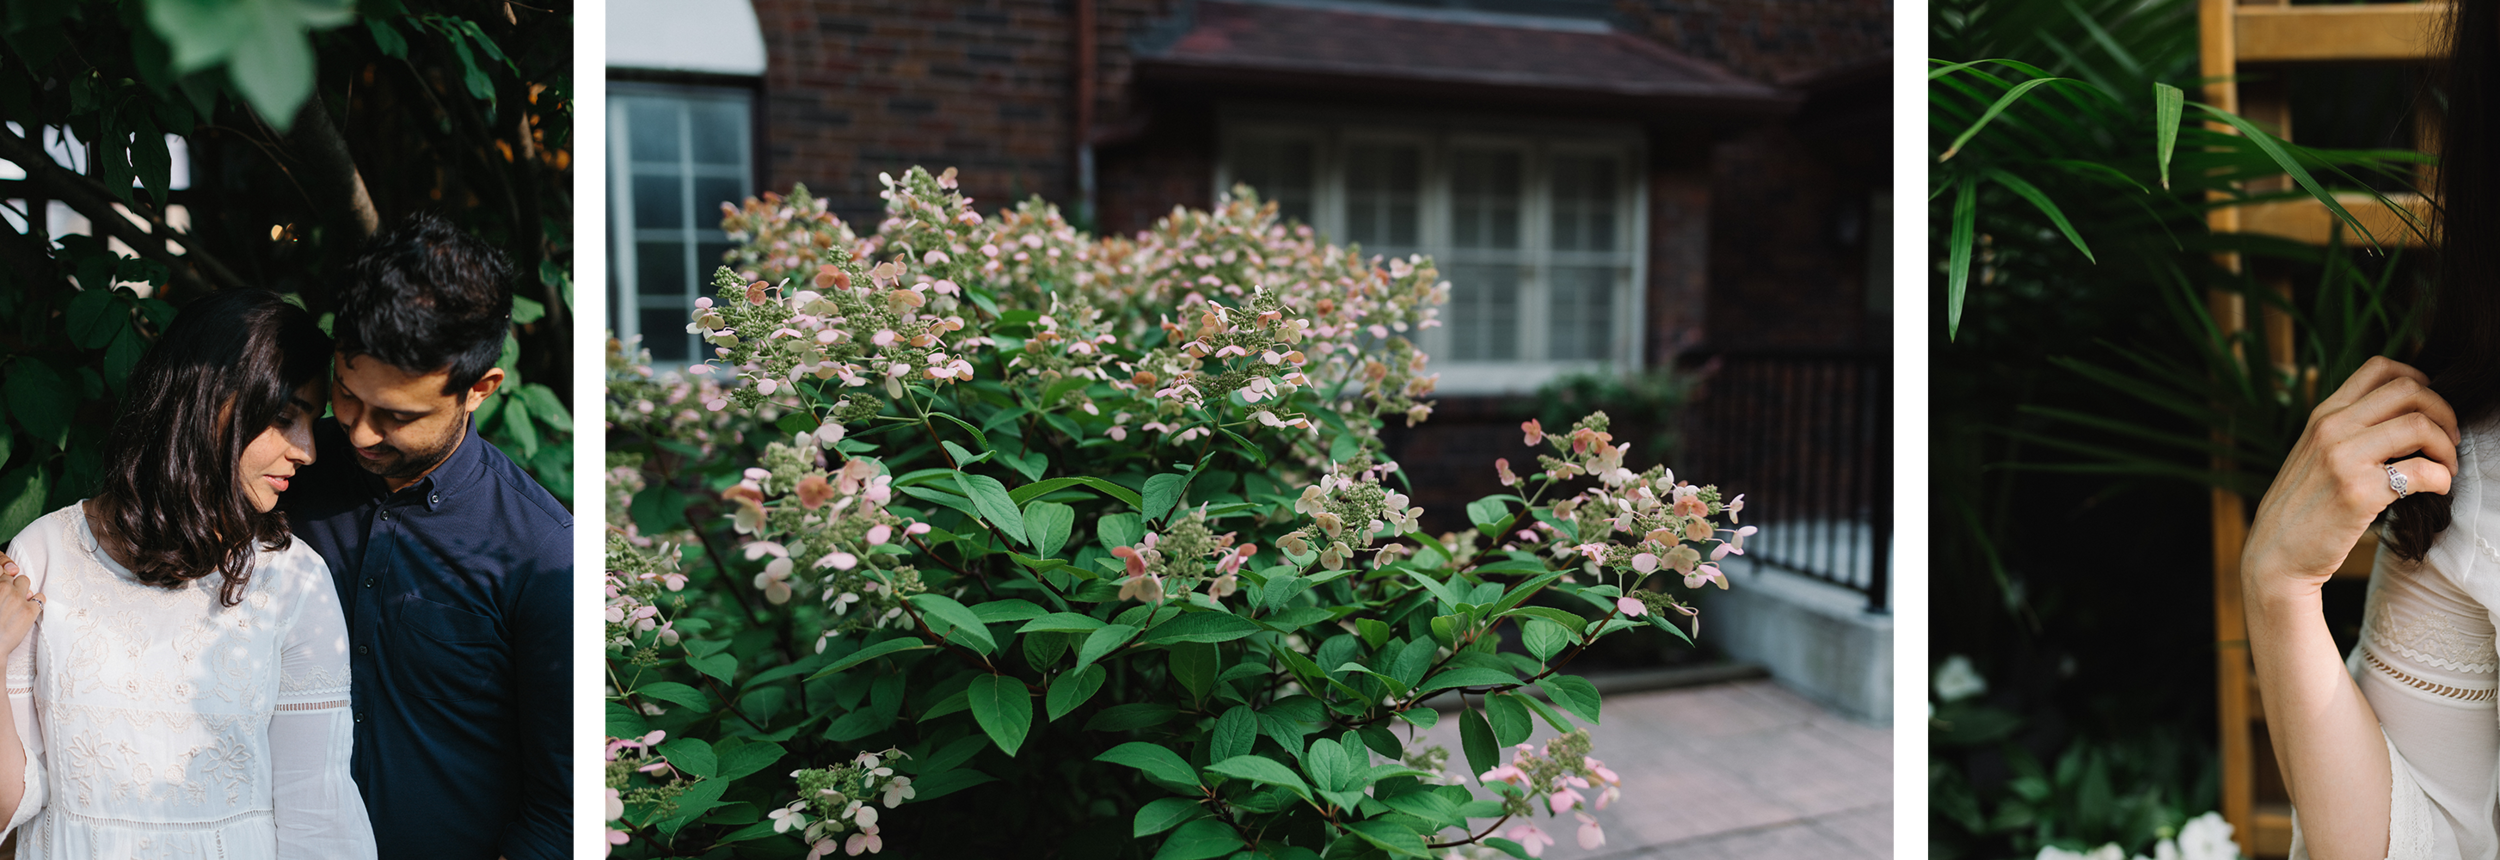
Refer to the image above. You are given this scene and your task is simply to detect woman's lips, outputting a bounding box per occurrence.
[265,475,290,493]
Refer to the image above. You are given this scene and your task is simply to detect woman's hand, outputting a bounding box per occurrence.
[2245,356,2462,597]
[0,556,39,658]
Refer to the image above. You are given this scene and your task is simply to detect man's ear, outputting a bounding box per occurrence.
[460,367,507,413]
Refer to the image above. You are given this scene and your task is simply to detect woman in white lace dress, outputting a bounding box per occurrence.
[0,290,374,858]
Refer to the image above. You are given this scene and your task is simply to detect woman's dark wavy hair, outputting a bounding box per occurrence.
[2389,0,2500,560]
[333,212,512,394]
[89,290,331,606]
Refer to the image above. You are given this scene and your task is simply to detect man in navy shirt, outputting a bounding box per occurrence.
[281,214,571,860]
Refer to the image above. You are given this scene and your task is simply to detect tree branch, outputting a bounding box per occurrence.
[284,94,380,241]
[0,126,249,293]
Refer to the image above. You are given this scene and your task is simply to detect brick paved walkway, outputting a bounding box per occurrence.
[1407,679,1891,860]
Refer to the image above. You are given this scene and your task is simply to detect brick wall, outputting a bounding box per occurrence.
[750,0,1180,229]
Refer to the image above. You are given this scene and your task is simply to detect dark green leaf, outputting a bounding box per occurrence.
[1212,704,1259,762]
[1406,571,1464,612]
[1983,168,2093,263]
[655,737,718,778]
[65,289,119,349]
[969,599,1046,624]
[1025,500,1075,557]
[1203,755,1310,798]
[933,411,992,450]
[1344,819,1434,858]
[1417,666,1516,694]
[1018,612,1107,634]
[1047,664,1106,721]
[1169,641,1218,700]
[1940,76,2074,161]
[1134,797,1206,838]
[1143,473,1187,522]
[1484,693,1531,746]
[1009,475,1143,508]
[1144,611,1263,644]
[1099,512,1145,550]
[5,360,70,448]
[634,681,709,711]
[1947,174,1978,340]
[1073,623,1136,673]
[1521,619,1569,661]
[1085,702,1181,733]
[1538,675,1602,725]
[966,674,1034,755]
[1458,706,1496,781]
[2153,82,2183,189]
[685,648,737,684]
[1151,818,1246,860]
[715,741,786,781]
[955,471,1029,546]
[910,593,998,654]
[1465,497,1510,538]
[2193,103,2385,246]
[1098,741,1202,789]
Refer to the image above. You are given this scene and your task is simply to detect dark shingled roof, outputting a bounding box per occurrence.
[1136,1,1795,119]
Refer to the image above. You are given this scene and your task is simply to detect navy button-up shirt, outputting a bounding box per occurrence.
[286,416,571,860]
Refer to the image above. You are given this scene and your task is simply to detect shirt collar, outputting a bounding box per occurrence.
[383,413,487,512]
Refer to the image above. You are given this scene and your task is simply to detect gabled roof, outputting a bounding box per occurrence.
[1136,1,1795,119]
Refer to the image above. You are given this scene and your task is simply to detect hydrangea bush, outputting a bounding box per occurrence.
[604,167,1756,859]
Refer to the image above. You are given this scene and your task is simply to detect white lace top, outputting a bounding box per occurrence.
[0,503,374,859]
[2290,420,2500,860]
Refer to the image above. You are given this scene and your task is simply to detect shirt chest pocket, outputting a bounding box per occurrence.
[389,597,508,701]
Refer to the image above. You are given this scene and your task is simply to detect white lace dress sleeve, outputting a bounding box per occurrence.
[0,524,50,841]
[267,542,374,860]
[2290,545,2496,860]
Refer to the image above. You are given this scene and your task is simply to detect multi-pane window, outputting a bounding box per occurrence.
[1218,122,1643,393]
[609,85,753,364]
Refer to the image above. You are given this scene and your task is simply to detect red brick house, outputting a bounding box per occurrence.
[608,0,1892,620]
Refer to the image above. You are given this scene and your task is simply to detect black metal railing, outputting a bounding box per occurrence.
[1682,351,1891,612]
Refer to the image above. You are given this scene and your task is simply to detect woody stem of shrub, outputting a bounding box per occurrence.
[1425,812,1515,850]
[0,123,249,295]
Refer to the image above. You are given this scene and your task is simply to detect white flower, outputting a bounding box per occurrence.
[1932,654,1987,703]
[2177,812,2238,860]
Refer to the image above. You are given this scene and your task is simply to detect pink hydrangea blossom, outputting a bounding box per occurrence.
[1504,823,1555,857]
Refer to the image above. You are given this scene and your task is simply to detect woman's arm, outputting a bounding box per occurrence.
[2245,356,2463,860]
[2250,575,2395,860]
[0,539,49,837]
[268,549,374,860]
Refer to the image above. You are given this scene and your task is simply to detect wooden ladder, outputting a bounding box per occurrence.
[2199,1,2443,855]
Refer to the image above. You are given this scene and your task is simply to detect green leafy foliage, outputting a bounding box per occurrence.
[603,171,1739,857]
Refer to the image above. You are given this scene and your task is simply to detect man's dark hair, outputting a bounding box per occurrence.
[335,213,513,395]
[93,289,331,607]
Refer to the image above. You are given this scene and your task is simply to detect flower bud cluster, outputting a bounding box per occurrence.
[767,749,913,857]
[721,444,933,643]
[1110,509,1258,604]
[720,185,861,278]
[604,533,687,659]
[605,730,691,854]
[1498,412,1757,630]
[605,336,776,457]
[1277,463,1419,570]
[1475,729,1622,856]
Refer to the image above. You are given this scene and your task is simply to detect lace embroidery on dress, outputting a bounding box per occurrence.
[2366,592,2499,674]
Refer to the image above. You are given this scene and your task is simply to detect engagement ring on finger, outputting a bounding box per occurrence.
[2389,464,2412,500]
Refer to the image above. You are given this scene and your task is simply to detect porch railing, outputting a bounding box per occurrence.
[1682,350,1891,612]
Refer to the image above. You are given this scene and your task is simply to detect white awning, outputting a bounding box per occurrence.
[607,0,767,76]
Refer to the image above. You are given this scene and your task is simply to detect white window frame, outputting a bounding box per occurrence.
[609,83,755,367]
[1216,108,1647,395]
